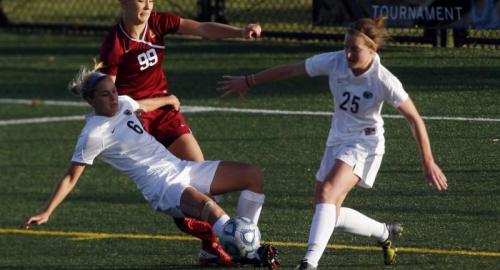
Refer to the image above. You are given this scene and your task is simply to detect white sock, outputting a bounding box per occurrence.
[303,203,336,267]
[212,214,230,237]
[236,190,265,224]
[335,207,388,242]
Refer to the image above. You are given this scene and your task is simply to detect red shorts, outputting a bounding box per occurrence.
[139,107,191,147]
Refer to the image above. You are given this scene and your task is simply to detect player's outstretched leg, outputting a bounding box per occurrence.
[378,222,404,265]
[174,217,233,266]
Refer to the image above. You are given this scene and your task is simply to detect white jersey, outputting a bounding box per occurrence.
[305,51,408,151]
[71,95,185,209]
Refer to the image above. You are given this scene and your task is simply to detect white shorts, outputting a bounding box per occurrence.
[156,160,220,217]
[315,141,384,188]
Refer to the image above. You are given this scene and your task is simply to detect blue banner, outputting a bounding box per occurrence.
[313,0,500,29]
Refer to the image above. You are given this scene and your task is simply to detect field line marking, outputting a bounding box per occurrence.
[0,228,196,242]
[0,115,85,126]
[268,240,500,257]
[1,98,500,123]
[0,98,87,107]
[2,228,499,257]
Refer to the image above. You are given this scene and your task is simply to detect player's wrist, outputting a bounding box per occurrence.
[245,74,257,88]
[244,75,251,88]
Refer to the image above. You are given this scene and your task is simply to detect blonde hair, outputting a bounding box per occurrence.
[68,62,106,99]
[347,17,388,49]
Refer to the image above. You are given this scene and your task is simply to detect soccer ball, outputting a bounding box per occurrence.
[219,217,261,259]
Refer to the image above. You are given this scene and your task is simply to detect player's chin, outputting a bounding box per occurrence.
[348,62,362,70]
[109,104,119,115]
[138,12,150,21]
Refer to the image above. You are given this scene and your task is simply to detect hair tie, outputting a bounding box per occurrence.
[347,28,377,47]
[83,72,107,94]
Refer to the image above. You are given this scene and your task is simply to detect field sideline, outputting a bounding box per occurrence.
[2,228,500,258]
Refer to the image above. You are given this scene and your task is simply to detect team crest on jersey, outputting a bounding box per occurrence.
[149,30,156,39]
[363,91,373,99]
[124,109,132,116]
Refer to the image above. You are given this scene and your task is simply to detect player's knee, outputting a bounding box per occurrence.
[318,184,345,206]
[243,164,264,192]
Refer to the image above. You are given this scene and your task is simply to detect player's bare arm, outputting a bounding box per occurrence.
[137,95,180,112]
[178,18,261,39]
[22,162,86,229]
[217,61,306,99]
[398,99,448,191]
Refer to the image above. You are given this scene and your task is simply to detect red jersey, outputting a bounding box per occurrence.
[99,12,190,148]
[100,12,181,100]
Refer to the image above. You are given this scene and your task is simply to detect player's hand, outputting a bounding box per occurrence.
[423,160,448,191]
[168,95,180,111]
[22,213,49,229]
[242,24,261,39]
[217,75,249,99]
[135,109,145,118]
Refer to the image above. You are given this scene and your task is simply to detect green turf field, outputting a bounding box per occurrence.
[0,29,499,269]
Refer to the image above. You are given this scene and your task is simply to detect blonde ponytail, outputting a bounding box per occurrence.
[68,61,107,99]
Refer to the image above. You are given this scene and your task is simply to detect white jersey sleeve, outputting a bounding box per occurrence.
[305,52,339,77]
[119,95,140,112]
[71,128,104,165]
[380,69,409,109]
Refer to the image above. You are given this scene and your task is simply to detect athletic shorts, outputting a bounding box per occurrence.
[315,140,384,188]
[140,107,191,147]
[156,160,220,217]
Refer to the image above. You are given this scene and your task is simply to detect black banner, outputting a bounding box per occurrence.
[313,0,500,29]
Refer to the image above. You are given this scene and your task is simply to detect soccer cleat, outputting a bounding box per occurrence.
[174,217,214,241]
[198,248,219,265]
[198,241,235,267]
[238,244,280,269]
[256,244,281,269]
[173,217,234,266]
[379,222,404,265]
[294,260,317,270]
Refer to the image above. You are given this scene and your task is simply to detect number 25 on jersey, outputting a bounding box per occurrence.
[137,48,158,71]
[339,92,360,113]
